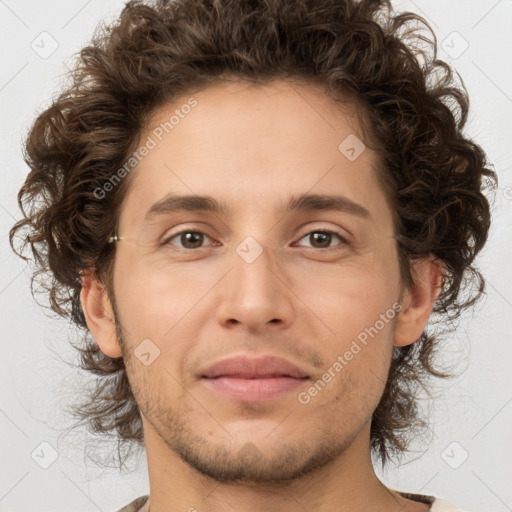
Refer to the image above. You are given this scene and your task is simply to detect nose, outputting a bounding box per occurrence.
[215,239,296,333]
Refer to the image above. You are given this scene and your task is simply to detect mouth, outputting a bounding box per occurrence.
[200,355,310,401]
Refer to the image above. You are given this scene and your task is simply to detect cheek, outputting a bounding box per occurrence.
[301,262,400,337]
[300,314,396,418]
[113,252,201,335]
[296,266,399,404]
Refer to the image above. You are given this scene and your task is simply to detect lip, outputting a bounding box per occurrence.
[201,355,309,379]
[200,355,310,401]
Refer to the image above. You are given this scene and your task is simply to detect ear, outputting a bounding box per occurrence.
[80,270,123,358]
[393,255,443,347]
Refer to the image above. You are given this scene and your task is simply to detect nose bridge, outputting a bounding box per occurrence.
[233,233,282,301]
[215,232,294,329]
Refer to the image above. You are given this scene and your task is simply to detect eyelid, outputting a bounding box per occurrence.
[294,231,348,250]
[295,224,351,245]
[160,223,219,244]
[161,228,217,249]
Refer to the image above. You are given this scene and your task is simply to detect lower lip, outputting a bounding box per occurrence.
[202,376,308,401]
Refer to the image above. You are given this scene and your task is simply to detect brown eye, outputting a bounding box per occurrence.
[163,230,210,249]
[295,230,347,250]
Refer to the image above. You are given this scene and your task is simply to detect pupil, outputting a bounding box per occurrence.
[312,232,330,248]
[182,232,203,248]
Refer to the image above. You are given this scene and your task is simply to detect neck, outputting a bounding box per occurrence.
[141,420,424,512]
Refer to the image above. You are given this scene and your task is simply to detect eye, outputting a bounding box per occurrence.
[162,230,215,250]
[294,229,348,250]
[161,228,348,252]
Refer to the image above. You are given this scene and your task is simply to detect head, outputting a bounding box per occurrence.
[10,0,496,475]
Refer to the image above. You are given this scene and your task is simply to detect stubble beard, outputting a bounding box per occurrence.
[109,291,358,485]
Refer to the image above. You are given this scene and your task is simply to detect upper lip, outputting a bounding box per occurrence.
[201,355,309,379]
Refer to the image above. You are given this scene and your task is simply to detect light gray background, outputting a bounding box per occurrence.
[1,1,511,511]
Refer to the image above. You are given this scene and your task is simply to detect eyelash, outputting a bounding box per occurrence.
[161,228,349,252]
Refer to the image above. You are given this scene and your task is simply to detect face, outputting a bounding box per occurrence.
[108,79,405,483]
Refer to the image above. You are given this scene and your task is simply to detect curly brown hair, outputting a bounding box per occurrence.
[9,0,497,468]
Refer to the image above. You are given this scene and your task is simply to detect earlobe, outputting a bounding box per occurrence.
[80,270,123,358]
[393,256,443,347]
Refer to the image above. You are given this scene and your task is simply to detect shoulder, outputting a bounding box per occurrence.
[116,495,150,512]
[397,490,467,512]
[430,498,469,512]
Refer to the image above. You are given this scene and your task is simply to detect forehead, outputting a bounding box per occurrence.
[144,78,366,157]
[117,79,391,231]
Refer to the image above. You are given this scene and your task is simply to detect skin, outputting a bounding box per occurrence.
[81,79,441,512]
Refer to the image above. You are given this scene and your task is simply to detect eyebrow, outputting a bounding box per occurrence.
[144,192,371,222]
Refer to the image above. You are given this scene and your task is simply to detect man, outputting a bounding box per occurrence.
[10,0,496,510]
